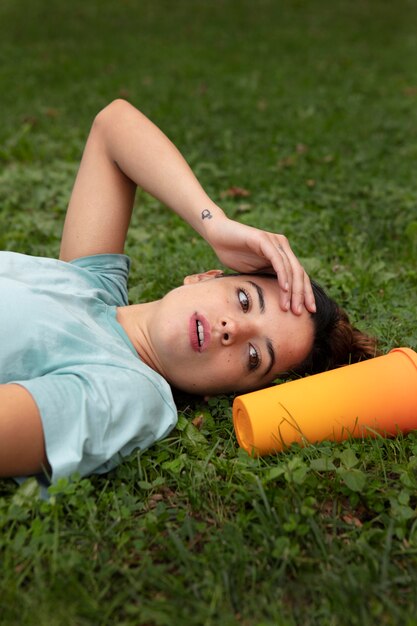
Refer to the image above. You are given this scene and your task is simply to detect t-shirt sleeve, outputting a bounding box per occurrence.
[69,254,131,306]
[17,365,177,481]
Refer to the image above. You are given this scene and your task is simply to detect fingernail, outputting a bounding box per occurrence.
[297,304,303,314]
[284,282,289,291]
[285,300,290,311]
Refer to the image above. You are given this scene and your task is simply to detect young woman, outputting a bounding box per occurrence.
[0,100,377,482]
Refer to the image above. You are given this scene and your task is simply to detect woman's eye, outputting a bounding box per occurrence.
[238,288,250,312]
[248,344,260,370]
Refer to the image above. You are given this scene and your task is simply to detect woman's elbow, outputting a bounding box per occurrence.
[93,98,135,128]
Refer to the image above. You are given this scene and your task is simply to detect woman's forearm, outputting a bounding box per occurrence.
[96,99,225,241]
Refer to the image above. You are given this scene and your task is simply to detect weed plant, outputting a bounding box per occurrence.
[1,0,417,624]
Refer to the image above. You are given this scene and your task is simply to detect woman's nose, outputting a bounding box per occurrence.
[220,317,253,345]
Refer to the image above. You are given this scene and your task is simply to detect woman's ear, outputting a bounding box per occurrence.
[183,269,224,285]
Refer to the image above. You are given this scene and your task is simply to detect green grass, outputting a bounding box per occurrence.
[1,0,417,624]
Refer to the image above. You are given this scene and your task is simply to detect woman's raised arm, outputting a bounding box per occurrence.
[60,98,223,261]
[60,99,314,314]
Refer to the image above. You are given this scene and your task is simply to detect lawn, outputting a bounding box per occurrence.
[1,0,417,624]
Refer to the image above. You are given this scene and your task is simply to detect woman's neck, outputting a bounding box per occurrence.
[116,302,165,376]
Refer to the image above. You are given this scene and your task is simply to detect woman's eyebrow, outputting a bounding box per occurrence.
[264,340,276,377]
[247,280,265,313]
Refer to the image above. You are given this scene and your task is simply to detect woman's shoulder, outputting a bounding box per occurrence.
[1,251,132,307]
[68,252,130,273]
[69,253,131,306]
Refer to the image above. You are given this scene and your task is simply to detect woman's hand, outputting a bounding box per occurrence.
[205,215,316,315]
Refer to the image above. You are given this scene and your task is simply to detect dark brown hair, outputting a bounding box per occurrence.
[293,280,379,376]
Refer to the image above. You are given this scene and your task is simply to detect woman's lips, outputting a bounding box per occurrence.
[189,313,211,352]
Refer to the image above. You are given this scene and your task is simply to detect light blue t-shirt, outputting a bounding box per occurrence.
[0,251,177,482]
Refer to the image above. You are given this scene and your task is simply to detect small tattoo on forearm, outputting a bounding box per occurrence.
[201,209,213,220]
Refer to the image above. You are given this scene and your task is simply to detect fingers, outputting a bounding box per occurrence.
[278,242,316,315]
[290,268,316,315]
[261,236,291,294]
[261,234,316,315]
[272,242,293,312]
[302,271,316,314]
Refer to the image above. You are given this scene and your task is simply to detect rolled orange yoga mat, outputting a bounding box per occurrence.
[233,348,417,456]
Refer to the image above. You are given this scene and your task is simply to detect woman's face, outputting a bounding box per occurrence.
[147,272,314,395]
